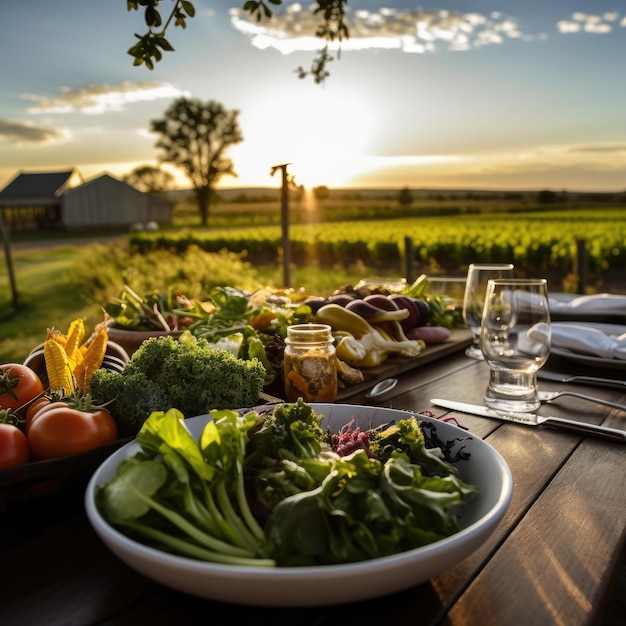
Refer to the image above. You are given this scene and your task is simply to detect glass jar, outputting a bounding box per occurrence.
[283,323,338,402]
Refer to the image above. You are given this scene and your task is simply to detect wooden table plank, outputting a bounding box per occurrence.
[447,438,626,625]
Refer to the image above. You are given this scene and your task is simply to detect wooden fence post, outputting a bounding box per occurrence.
[271,163,292,288]
[0,211,19,310]
[575,239,587,294]
[404,236,414,283]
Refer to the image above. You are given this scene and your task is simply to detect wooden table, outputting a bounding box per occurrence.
[1,331,625,625]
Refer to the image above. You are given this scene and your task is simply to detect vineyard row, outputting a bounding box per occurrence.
[131,214,625,276]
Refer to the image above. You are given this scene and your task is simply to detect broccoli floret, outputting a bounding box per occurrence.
[163,342,265,416]
[91,369,171,436]
[123,335,181,377]
[91,335,267,436]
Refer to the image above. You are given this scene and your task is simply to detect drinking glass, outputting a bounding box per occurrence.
[462,263,515,359]
[481,278,551,412]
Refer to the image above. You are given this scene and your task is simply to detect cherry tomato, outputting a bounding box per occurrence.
[0,364,45,412]
[0,423,30,469]
[28,406,118,460]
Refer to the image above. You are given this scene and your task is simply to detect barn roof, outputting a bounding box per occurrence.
[0,169,83,207]
[0,170,73,198]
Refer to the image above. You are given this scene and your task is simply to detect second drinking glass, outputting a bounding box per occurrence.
[462,263,515,359]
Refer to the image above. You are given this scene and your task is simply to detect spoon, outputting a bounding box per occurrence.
[365,378,398,400]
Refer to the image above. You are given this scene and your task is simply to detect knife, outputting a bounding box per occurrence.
[430,398,626,443]
[537,370,626,389]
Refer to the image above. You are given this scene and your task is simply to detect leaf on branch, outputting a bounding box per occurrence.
[181,0,195,16]
[145,6,162,28]
[156,36,175,52]
[127,0,347,83]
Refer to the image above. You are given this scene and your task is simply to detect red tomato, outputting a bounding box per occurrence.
[25,396,53,430]
[0,423,30,469]
[0,364,45,412]
[28,406,118,460]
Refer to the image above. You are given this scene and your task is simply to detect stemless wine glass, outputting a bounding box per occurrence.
[480,278,551,412]
[462,263,515,359]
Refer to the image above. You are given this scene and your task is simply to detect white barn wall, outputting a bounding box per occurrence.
[62,174,171,228]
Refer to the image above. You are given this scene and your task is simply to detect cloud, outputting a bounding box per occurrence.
[568,143,626,154]
[23,81,188,115]
[556,20,581,34]
[511,142,626,174]
[0,119,67,144]
[229,5,532,54]
[557,11,623,34]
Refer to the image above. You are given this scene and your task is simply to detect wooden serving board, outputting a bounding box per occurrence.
[336,328,473,400]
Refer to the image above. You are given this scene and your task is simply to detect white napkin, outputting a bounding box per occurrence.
[529,322,626,360]
[549,293,626,314]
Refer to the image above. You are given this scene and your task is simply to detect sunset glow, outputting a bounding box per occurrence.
[2,2,625,192]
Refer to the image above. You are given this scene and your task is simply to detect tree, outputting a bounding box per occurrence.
[151,97,243,226]
[123,165,174,193]
[398,186,413,207]
[126,0,348,83]
[536,190,557,205]
[313,185,330,201]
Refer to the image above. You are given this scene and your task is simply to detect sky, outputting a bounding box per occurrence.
[1,1,626,192]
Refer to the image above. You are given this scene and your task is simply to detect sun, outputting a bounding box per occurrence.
[232,85,381,189]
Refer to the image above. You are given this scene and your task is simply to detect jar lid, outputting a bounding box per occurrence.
[285,323,333,343]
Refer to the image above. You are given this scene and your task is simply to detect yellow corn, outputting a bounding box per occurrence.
[73,344,84,369]
[44,339,75,394]
[73,329,108,395]
[46,327,67,348]
[64,318,85,369]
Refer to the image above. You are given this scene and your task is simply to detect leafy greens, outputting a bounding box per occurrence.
[96,400,477,567]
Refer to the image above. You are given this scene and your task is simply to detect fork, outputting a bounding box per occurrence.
[538,390,626,413]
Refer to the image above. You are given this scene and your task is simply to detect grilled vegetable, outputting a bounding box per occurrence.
[387,294,421,330]
[334,334,368,365]
[315,304,421,364]
[335,356,365,386]
[362,294,399,311]
[345,298,409,323]
[405,326,452,344]
[316,303,379,340]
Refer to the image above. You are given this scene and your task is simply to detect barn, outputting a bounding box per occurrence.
[0,169,172,232]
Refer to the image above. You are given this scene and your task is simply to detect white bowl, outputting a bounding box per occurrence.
[85,404,513,607]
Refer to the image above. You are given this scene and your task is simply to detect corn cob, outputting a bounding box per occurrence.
[73,329,108,395]
[45,327,67,348]
[64,318,85,369]
[44,338,75,394]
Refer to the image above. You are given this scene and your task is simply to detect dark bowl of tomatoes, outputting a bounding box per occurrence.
[0,435,133,510]
[0,354,130,511]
